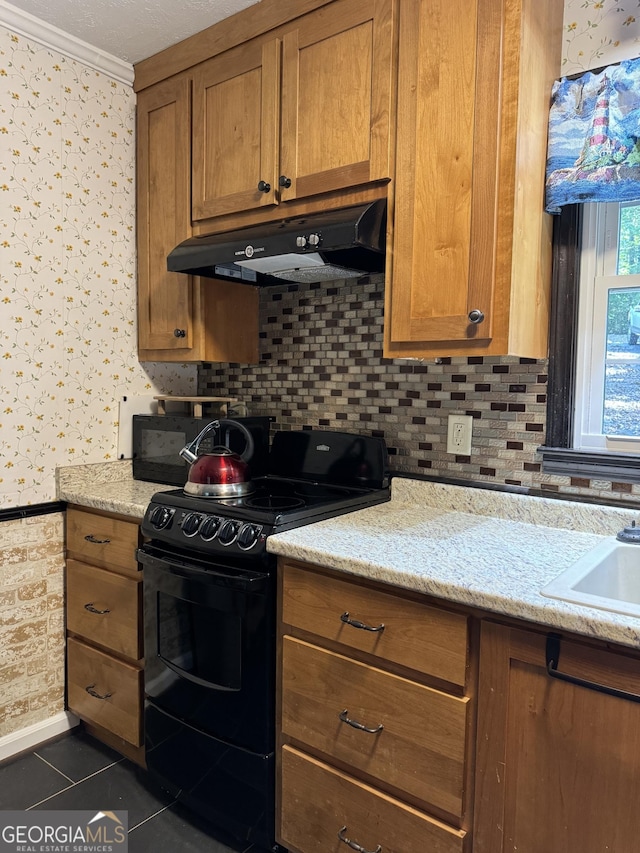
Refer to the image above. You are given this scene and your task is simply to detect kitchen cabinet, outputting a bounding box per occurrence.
[278,559,474,853]
[474,621,640,852]
[191,0,394,224]
[384,0,563,358]
[65,506,145,764]
[136,76,258,363]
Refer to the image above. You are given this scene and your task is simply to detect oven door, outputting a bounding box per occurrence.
[139,544,275,754]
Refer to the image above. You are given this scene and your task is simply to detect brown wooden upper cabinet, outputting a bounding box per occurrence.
[191,0,394,223]
[137,77,258,362]
[384,0,563,359]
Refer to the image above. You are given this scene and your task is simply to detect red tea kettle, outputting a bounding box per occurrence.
[179,419,255,497]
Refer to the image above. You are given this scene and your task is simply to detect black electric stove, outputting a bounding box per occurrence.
[141,429,390,560]
[138,430,389,853]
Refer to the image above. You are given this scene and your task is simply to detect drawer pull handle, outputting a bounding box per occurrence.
[84,602,111,615]
[546,633,640,703]
[84,534,111,545]
[340,612,384,633]
[339,709,383,734]
[85,684,112,701]
[338,826,382,853]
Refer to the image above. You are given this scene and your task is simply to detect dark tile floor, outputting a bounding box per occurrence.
[0,729,264,853]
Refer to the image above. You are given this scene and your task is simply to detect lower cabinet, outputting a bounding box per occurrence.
[474,621,640,853]
[278,559,475,853]
[65,506,144,763]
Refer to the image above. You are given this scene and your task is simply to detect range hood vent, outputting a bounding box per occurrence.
[167,200,386,286]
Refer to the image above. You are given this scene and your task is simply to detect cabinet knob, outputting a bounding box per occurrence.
[257,180,271,193]
[173,328,186,338]
[468,309,485,325]
[279,175,292,188]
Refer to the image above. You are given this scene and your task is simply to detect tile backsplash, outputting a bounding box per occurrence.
[199,277,640,507]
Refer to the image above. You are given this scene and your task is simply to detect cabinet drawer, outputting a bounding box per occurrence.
[282,562,469,687]
[281,745,466,853]
[66,559,142,660]
[67,637,142,746]
[282,637,468,819]
[67,508,140,575]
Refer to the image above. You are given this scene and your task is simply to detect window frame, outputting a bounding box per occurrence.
[541,204,640,482]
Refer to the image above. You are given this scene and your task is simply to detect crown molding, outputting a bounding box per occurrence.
[0,0,134,86]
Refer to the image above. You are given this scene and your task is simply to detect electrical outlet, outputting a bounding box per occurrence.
[447,413,473,456]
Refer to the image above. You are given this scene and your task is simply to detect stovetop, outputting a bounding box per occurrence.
[140,429,390,560]
[141,476,390,558]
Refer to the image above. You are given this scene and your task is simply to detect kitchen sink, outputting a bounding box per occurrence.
[541,538,640,618]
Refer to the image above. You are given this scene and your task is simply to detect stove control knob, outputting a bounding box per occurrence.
[308,232,322,248]
[199,515,221,541]
[149,505,173,530]
[182,512,203,537]
[238,523,262,551]
[218,519,240,546]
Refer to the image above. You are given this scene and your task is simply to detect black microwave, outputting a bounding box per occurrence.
[132,415,272,486]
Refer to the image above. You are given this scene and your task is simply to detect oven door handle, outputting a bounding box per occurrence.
[136,547,267,592]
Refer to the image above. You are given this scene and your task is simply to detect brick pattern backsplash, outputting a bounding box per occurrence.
[199,276,640,506]
[0,513,66,737]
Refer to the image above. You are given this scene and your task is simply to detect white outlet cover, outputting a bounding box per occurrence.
[447,413,473,456]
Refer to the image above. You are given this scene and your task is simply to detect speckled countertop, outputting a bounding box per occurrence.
[268,477,640,649]
[56,462,640,649]
[56,460,169,519]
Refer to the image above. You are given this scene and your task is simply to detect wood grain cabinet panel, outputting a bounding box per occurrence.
[65,507,144,760]
[136,76,259,363]
[279,0,393,204]
[66,507,140,575]
[66,559,142,660]
[282,636,469,818]
[281,560,469,688]
[474,622,640,853]
[191,0,394,225]
[384,0,563,358]
[281,745,467,853]
[67,637,142,747]
[278,559,474,853]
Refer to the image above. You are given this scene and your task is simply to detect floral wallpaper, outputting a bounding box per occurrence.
[0,27,195,509]
[563,0,640,73]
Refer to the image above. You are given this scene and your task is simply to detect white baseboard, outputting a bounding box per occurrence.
[0,711,79,763]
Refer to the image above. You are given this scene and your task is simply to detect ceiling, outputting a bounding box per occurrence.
[1,0,260,65]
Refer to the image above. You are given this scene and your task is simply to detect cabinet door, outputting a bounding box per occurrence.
[137,77,197,357]
[385,0,561,358]
[192,39,280,221]
[386,0,493,351]
[474,622,640,853]
[279,0,394,203]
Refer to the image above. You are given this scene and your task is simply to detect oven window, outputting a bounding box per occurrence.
[157,592,242,690]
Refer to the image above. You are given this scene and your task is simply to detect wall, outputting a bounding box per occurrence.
[200,279,640,506]
[563,0,640,74]
[0,26,195,510]
[200,6,640,510]
[0,512,65,738]
[0,25,192,743]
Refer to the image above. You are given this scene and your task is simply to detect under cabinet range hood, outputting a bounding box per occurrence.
[167,200,386,286]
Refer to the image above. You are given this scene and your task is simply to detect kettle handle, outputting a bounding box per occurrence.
[217,418,254,462]
[179,418,254,464]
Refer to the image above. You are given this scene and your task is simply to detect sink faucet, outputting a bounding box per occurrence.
[616,520,640,543]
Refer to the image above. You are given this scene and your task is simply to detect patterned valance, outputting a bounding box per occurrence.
[545,57,640,214]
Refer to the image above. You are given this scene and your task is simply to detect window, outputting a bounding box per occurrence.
[542,204,640,482]
[574,202,640,453]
